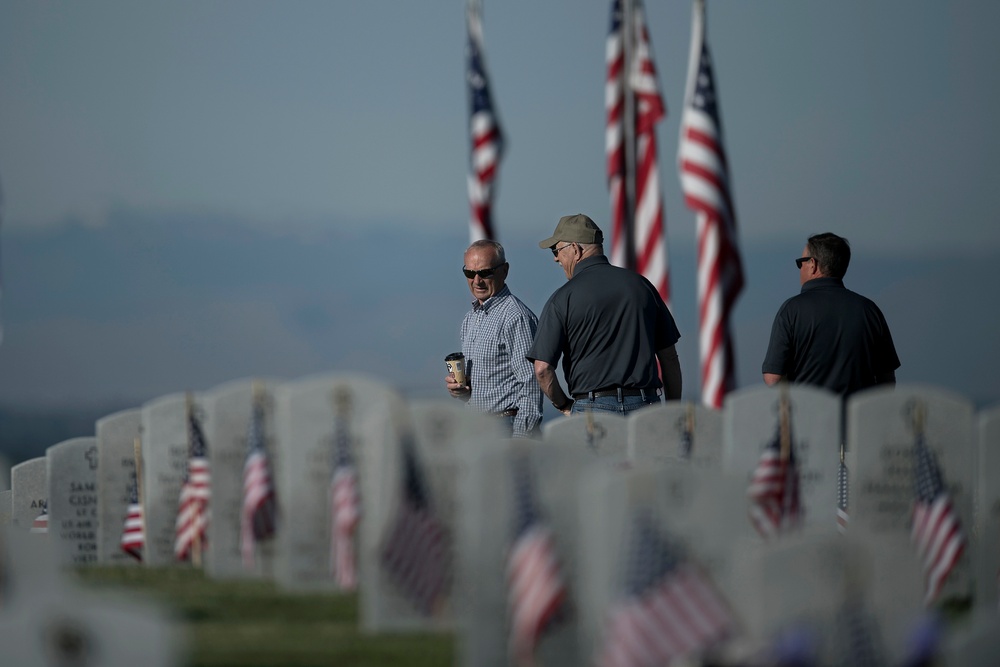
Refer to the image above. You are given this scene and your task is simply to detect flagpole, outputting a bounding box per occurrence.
[133,436,146,551]
[186,391,203,568]
[778,383,791,463]
[622,0,636,270]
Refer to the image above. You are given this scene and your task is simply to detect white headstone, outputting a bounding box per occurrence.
[974,404,1000,610]
[456,437,592,667]
[0,583,183,667]
[0,490,11,527]
[1,527,66,603]
[272,373,404,595]
[628,401,722,467]
[10,457,48,533]
[577,462,746,665]
[847,383,975,604]
[361,398,506,633]
[202,377,282,580]
[96,409,142,565]
[723,384,842,537]
[729,532,924,665]
[942,610,1000,666]
[542,411,627,459]
[46,438,100,566]
[141,392,205,567]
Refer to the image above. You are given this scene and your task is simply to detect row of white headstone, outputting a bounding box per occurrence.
[1,373,999,665]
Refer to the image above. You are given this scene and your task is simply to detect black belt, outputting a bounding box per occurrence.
[497,407,518,417]
[573,387,658,400]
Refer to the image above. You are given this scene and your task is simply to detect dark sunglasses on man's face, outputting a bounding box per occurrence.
[795,256,813,269]
[463,264,503,279]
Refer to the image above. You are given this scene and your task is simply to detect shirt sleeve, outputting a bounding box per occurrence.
[762,301,792,375]
[507,308,543,438]
[872,306,901,374]
[653,299,681,350]
[525,294,565,367]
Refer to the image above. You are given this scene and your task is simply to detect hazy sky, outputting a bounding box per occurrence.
[1,1,998,412]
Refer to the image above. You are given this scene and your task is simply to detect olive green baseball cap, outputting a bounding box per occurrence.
[537,213,605,248]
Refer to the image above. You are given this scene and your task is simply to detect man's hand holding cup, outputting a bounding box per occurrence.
[445,352,471,400]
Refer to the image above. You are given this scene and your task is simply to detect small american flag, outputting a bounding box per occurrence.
[837,454,849,534]
[30,506,48,534]
[466,0,504,243]
[241,398,276,569]
[121,469,145,561]
[605,0,670,306]
[597,509,732,667]
[175,402,211,562]
[747,424,801,538]
[380,434,450,616]
[330,416,360,590]
[506,453,568,664]
[678,0,744,409]
[911,431,965,606]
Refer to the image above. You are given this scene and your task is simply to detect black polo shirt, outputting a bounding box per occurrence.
[526,256,680,395]
[762,277,900,396]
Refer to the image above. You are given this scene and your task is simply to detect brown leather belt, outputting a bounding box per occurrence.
[498,407,518,417]
[573,387,657,400]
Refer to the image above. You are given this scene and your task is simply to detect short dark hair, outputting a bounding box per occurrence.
[807,233,851,279]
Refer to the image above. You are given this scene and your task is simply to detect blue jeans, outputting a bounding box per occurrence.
[571,392,660,417]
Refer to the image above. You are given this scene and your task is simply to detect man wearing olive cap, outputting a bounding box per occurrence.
[526,214,682,416]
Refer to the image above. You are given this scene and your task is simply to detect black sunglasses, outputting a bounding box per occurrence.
[551,242,574,256]
[795,256,813,269]
[463,264,504,279]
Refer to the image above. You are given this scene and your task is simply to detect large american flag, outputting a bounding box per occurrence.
[506,453,568,665]
[330,416,360,590]
[606,0,670,306]
[678,0,744,409]
[597,509,732,667]
[747,424,801,538]
[121,468,145,561]
[466,0,504,242]
[175,402,211,562]
[241,397,277,570]
[911,431,965,606]
[380,434,450,616]
[837,454,849,534]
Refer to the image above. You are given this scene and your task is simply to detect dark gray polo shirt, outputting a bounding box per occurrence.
[762,277,900,396]
[526,256,680,396]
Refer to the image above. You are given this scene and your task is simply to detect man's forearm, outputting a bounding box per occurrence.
[656,346,682,400]
[533,360,572,410]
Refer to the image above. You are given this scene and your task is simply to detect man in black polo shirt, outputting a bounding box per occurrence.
[526,214,682,416]
[762,233,900,396]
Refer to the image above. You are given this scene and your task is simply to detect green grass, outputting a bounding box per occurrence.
[73,567,454,667]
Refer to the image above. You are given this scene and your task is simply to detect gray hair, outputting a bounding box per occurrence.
[467,239,506,264]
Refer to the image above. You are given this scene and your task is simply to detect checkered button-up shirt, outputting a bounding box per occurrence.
[461,285,543,437]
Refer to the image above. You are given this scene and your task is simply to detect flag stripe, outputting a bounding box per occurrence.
[506,455,568,663]
[678,3,744,409]
[606,0,670,306]
[175,406,211,562]
[466,2,504,242]
[910,432,965,605]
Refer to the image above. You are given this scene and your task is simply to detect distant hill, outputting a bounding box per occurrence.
[0,402,133,466]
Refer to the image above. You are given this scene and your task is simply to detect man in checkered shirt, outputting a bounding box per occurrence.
[445,240,543,437]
